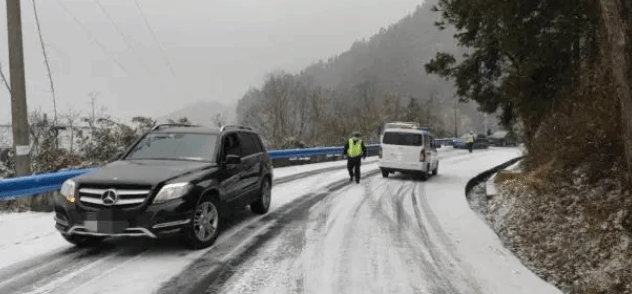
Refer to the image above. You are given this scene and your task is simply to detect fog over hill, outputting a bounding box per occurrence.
[296,0,501,134]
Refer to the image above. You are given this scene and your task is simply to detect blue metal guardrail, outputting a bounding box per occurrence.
[0,144,380,200]
[435,138,455,146]
[0,168,100,200]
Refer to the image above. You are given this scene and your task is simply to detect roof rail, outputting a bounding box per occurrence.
[151,123,199,131]
[220,124,252,132]
[384,122,420,129]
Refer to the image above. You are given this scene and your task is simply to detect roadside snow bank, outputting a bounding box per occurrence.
[472,164,632,294]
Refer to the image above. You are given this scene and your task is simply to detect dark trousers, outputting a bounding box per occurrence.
[467,142,473,152]
[347,156,361,183]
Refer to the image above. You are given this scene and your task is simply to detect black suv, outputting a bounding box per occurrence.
[54,124,273,249]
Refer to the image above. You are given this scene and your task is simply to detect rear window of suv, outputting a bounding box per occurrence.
[382,132,423,146]
[126,133,218,162]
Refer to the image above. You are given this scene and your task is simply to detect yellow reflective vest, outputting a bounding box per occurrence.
[347,139,363,157]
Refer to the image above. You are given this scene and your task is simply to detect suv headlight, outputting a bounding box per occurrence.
[60,180,76,203]
[153,183,193,204]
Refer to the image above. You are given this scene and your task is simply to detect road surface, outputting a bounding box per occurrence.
[0,147,561,294]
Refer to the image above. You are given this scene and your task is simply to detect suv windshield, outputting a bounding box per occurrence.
[125,133,218,162]
[382,132,422,146]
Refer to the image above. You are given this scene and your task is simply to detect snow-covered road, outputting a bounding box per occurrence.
[0,147,561,294]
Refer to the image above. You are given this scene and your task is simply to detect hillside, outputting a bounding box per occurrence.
[296,0,499,133]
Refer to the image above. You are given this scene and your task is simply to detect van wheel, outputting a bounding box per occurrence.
[419,171,428,181]
[432,164,439,176]
[184,197,221,249]
[251,179,271,214]
[62,234,104,247]
[381,169,389,178]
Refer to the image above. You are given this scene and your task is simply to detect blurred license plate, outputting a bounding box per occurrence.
[85,210,128,234]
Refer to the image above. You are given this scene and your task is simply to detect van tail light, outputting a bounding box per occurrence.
[420,149,426,162]
[378,148,382,159]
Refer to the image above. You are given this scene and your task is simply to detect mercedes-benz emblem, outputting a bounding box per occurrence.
[101,189,118,206]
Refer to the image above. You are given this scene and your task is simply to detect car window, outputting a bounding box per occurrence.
[238,132,258,157]
[126,133,218,161]
[382,132,422,146]
[221,133,242,159]
[423,134,430,148]
[248,133,263,153]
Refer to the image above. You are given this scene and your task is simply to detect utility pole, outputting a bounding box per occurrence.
[7,0,31,176]
[453,100,458,137]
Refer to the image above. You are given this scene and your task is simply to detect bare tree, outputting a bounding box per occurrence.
[64,108,81,154]
[261,72,295,147]
[132,116,156,134]
[212,111,227,128]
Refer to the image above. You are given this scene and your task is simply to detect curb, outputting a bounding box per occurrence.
[465,156,524,199]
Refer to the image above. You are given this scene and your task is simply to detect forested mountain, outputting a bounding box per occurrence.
[236,0,500,148]
[296,1,497,131]
[299,3,456,100]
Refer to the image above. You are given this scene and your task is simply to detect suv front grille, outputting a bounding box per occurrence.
[78,186,152,209]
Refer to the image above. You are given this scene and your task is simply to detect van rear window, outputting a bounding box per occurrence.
[382,132,422,146]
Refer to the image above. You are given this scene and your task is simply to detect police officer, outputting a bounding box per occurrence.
[466,131,475,153]
[343,131,367,183]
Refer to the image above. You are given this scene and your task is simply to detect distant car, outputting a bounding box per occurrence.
[473,134,490,149]
[55,124,273,249]
[453,133,489,149]
[378,122,439,181]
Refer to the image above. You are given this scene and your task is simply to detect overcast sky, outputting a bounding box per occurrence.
[0,0,422,124]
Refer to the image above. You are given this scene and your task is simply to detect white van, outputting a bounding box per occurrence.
[378,122,439,180]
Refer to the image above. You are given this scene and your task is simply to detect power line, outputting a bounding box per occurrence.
[94,0,182,105]
[0,62,9,92]
[31,0,58,124]
[131,0,176,77]
[93,0,156,76]
[53,0,132,77]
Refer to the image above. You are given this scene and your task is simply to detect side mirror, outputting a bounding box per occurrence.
[225,154,241,164]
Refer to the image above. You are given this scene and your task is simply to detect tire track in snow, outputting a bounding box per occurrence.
[411,183,483,294]
[5,240,151,294]
[157,171,381,294]
[211,187,353,294]
[368,178,446,292]
[203,178,363,293]
[0,242,126,294]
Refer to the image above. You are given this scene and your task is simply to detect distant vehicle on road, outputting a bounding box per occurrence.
[453,133,489,149]
[55,124,273,249]
[378,122,439,181]
[488,131,518,146]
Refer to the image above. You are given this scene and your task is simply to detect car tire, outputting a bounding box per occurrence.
[61,234,104,247]
[381,169,389,178]
[183,197,221,249]
[251,179,271,215]
[419,165,429,181]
